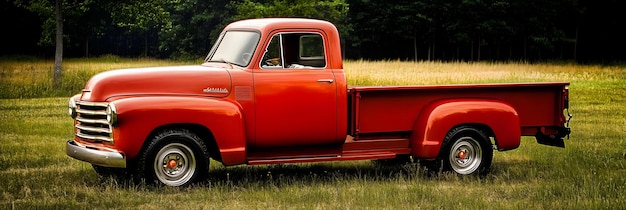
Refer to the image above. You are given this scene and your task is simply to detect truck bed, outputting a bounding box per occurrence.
[348,82,569,139]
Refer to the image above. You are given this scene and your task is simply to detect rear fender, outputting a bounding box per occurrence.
[110,96,246,165]
[410,99,521,159]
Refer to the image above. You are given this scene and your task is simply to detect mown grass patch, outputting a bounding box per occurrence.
[0,60,625,209]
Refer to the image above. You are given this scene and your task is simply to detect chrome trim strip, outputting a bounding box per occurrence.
[76,101,108,107]
[317,79,334,83]
[66,140,126,168]
[76,117,109,124]
[76,124,111,133]
[76,132,113,142]
[77,109,106,115]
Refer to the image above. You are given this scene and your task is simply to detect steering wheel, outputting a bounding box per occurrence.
[242,53,252,63]
[265,58,280,66]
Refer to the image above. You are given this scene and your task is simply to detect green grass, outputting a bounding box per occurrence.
[1,59,625,209]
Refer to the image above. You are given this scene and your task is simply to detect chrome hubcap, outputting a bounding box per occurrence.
[154,143,196,186]
[449,137,482,174]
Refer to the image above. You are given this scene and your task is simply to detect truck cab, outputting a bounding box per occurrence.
[206,19,348,149]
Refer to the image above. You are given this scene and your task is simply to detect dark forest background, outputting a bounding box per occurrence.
[2,0,625,64]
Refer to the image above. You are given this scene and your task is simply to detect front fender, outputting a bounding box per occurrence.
[110,96,246,165]
[410,99,521,159]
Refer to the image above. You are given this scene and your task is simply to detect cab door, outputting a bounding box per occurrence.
[253,32,338,148]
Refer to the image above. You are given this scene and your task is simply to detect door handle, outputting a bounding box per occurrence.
[317,79,334,83]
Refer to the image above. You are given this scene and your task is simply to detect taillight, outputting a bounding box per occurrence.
[563,86,572,128]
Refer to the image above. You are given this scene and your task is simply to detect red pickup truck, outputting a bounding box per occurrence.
[66,18,572,187]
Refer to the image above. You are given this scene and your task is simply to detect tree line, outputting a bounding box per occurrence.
[3,0,625,64]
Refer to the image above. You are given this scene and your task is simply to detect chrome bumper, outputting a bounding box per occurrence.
[66,140,126,168]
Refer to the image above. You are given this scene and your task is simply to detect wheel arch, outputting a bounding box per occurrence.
[109,96,247,165]
[410,99,521,159]
[461,123,495,142]
[142,124,222,163]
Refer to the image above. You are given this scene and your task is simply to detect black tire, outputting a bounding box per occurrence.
[425,126,493,176]
[138,129,210,187]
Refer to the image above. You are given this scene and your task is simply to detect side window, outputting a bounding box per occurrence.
[298,35,326,68]
[260,33,326,69]
[261,35,283,68]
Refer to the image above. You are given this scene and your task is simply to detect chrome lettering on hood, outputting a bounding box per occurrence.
[203,87,229,94]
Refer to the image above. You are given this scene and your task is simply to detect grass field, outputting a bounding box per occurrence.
[1,58,625,209]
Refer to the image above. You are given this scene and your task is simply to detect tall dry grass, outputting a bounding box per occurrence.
[344,59,622,86]
[0,56,196,98]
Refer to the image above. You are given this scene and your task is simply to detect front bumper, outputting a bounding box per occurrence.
[66,140,126,168]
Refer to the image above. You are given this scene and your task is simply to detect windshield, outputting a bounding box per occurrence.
[206,31,260,67]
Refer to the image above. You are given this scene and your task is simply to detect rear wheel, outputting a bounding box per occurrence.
[425,126,493,176]
[138,129,210,187]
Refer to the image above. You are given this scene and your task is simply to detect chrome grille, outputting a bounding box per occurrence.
[75,101,113,142]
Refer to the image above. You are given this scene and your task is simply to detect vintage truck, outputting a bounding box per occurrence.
[66,18,572,187]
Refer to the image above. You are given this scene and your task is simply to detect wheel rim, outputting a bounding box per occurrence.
[153,143,196,186]
[448,136,482,174]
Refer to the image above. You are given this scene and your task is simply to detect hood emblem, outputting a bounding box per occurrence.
[203,87,229,94]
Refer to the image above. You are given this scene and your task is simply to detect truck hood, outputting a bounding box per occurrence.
[82,65,232,101]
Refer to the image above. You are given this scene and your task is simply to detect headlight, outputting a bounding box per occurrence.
[68,97,77,119]
[106,103,118,127]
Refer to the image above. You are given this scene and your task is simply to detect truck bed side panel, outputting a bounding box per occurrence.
[349,83,568,136]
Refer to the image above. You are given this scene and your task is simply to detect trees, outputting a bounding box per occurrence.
[108,1,172,58]
[232,0,349,30]
[346,0,431,60]
[346,0,578,62]
[158,0,351,59]
[13,0,89,85]
[159,0,233,59]
[13,0,171,85]
[5,0,626,63]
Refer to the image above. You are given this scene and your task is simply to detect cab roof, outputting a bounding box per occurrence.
[223,18,338,33]
[221,18,343,69]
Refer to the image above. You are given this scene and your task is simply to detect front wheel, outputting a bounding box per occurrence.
[425,126,493,176]
[139,129,210,187]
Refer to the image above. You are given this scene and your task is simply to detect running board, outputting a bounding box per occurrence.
[247,149,408,165]
[343,138,409,151]
[247,138,412,165]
